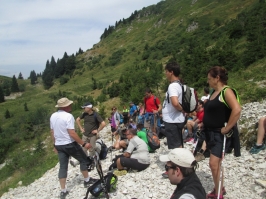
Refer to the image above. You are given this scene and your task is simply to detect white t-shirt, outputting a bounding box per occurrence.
[162,82,185,123]
[201,94,210,102]
[50,110,75,145]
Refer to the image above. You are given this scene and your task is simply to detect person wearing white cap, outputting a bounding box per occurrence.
[159,148,206,199]
[50,98,97,199]
[76,102,105,157]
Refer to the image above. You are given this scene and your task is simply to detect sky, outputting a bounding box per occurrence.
[0,0,161,78]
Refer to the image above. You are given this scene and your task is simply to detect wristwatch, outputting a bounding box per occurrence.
[82,142,86,147]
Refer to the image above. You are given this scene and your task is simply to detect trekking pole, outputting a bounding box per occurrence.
[217,123,227,199]
[111,131,113,162]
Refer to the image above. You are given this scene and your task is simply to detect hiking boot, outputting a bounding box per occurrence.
[184,137,193,143]
[113,169,127,176]
[60,191,69,199]
[195,152,205,162]
[186,138,195,145]
[84,177,98,187]
[162,171,168,178]
[207,187,226,198]
[249,144,266,154]
[206,194,223,199]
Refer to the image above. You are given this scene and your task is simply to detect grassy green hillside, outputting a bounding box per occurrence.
[1,0,266,196]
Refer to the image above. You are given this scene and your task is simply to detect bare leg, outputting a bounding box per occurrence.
[256,117,266,145]
[187,120,195,135]
[81,170,89,178]
[209,154,223,195]
[116,158,123,170]
[59,178,67,190]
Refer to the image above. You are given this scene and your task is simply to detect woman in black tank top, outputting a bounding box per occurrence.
[204,66,241,199]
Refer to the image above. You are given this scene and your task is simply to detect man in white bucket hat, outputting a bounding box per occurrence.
[50,98,97,199]
[159,148,206,199]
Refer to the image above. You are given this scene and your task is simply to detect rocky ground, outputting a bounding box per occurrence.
[1,100,266,199]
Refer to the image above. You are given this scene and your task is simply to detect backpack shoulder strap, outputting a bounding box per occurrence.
[167,80,183,103]
[154,96,159,109]
[93,112,100,128]
[220,86,240,108]
[96,139,104,147]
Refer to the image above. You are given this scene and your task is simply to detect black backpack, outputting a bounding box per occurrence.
[96,140,108,160]
[88,172,118,197]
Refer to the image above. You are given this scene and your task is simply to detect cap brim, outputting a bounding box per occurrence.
[159,154,170,162]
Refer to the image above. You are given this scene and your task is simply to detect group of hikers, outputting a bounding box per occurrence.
[50,62,266,199]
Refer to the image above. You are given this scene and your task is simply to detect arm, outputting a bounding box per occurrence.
[67,129,91,149]
[50,129,57,153]
[76,117,85,133]
[170,96,183,112]
[221,89,242,134]
[92,121,106,134]
[123,152,131,158]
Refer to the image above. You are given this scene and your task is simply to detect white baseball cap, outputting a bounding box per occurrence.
[159,148,195,168]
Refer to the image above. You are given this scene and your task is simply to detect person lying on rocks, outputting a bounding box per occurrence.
[249,116,266,154]
[114,128,150,176]
[160,148,206,199]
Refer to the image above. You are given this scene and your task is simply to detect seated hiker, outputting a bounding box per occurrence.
[159,148,206,199]
[184,100,204,144]
[112,126,128,150]
[128,118,137,129]
[249,116,266,154]
[137,103,145,124]
[114,128,150,176]
[201,87,210,103]
[136,123,154,153]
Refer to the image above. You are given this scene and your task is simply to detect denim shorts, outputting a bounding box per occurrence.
[207,130,224,158]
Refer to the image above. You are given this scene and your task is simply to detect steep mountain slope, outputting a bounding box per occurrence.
[0,0,266,196]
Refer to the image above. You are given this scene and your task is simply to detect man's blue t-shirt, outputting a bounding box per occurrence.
[129,105,137,116]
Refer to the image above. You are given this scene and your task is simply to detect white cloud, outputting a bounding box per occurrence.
[0,0,161,78]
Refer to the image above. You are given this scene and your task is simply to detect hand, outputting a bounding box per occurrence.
[91,129,98,134]
[80,128,85,133]
[53,147,58,153]
[84,143,91,149]
[221,126,228,135]
[152,109,158,114]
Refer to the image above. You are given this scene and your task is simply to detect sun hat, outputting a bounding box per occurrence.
[159,148,195,168]
[55,97,73,108]
[81,102,93,108]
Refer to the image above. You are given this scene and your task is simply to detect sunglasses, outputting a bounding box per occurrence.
[165,164,176,172]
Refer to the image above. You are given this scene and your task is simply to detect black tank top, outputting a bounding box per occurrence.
[203,91,231,128]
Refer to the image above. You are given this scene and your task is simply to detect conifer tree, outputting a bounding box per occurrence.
[11,75,20,92]
[42,60,54,89]
[0,86,5,103]
[30,70,37,85]
[5,109,10,119]
[50,56,56,73]
[18,72,23,79]
[24,102,29,111]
